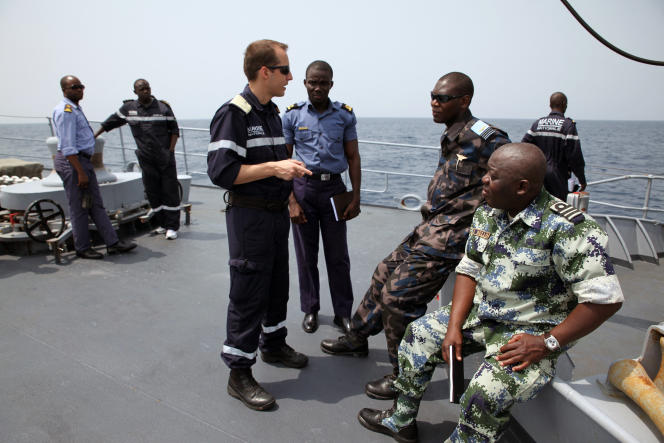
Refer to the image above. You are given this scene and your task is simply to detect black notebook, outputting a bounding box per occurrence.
[449,345,464,403]
[330,191,354,221]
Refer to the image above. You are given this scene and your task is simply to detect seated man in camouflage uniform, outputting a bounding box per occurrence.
[357,143,624,443]
[320,72,510,400]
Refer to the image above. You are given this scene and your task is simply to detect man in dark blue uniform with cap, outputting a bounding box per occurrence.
[95,79,181,240]
[52,75,136,259]
[283,60,361,335]
[522,92,586,201]
[207,39,312,411]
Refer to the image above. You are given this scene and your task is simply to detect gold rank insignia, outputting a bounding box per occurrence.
[456,153,467,169]
[297,127,308,131]
[342,103,352,112]
[471,228,491,239]
[64,104,73,113]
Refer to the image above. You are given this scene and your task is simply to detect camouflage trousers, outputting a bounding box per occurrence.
[385,304,556,443]
[350,230,459,371]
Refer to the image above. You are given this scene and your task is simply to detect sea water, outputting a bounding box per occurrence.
[1,117,662,221]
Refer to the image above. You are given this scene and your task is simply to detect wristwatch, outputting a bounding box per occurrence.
[544,334,560,352]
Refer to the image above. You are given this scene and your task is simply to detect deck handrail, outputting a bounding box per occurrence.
[1,115,662,219]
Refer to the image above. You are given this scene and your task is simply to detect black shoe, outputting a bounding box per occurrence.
[107,239,137,255]
[357,407,418,443]
[302,313,318,333]
[75,248,103,260]
[261,343,308,368]
[366,373,398,400]
[227,368,276,411]
[333,315,351,333]
[320,333,368,357]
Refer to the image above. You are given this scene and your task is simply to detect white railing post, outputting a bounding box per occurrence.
[643,175,653,219]
[179,127,190,175]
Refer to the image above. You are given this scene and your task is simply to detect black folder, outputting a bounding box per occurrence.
[330,191,354,221]
[449,345,464,403]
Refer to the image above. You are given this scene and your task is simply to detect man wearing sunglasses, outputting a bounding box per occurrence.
[207,39,312,411]
[95,79,181,240]
[321,72,510,404]
[52,75,136,259]
[282,60,361,335]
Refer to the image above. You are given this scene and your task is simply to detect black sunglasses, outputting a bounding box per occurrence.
[430,92,463,103]
[69,84,85,90]
[267,65,290,75]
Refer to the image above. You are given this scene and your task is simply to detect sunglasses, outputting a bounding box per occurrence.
[267,65,290,75]
[69,84,85,90]
[430,92,463,103]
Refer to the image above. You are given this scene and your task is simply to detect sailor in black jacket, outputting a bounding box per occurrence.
[96,79,181,239]
[207,39,311,411]
[522,92,586,201]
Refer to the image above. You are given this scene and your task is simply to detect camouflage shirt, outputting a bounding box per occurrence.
[456,189,623,343]
[414,111,510,259]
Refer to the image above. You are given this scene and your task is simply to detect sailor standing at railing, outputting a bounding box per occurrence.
[52,75,136,259]
[207,39,312,412]
[282,60,361,335]
[522,92,587,201]
[95,79,181,240]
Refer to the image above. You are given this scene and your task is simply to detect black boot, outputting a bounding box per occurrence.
[357,400,418,443]
[227,368,276,411]
[366,373,397,400]
[261,343,309,368]
[333,315,351,333]
[320,332,368,357]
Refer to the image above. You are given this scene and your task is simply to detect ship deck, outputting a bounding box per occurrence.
[1,185,663,443]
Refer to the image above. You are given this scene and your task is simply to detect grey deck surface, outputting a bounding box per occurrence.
[1,186,662,443]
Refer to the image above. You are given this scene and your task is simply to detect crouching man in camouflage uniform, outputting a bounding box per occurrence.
[357,143,624,443]
[320,72,510,400]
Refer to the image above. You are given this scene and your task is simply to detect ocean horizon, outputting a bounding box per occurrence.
[1,117,662,221]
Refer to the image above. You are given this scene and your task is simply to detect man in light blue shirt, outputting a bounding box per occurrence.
[282,60,361,334]
[53,75,136,259]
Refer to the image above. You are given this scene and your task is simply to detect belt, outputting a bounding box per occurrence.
[77,152,92,160]
[224,191,288,212]
[307,173,341,181]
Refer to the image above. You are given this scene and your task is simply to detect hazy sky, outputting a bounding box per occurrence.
[1,0,662,123]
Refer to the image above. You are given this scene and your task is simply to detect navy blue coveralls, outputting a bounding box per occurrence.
[282,100,357,318]
[522,111,586,201]
[207,85,292,369]
[53,98,119,252]
[100,97,181,231]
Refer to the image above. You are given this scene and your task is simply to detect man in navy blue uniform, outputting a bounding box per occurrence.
[207,39,312,411]
[95,79,181,240]
[282,60,361,334]
[53,75,136,259]
[522,92,586,201]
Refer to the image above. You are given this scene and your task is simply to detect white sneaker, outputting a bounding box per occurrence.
[165,229,178,240]
[155,227,166,234]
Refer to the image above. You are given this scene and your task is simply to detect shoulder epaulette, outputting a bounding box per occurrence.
[159,99,172,109]
[470,119,496,140]
[550,201,585,224]
[63,104,73,113]
[286,102,304,112]
[122,99,134,103]
[229,95,251,114]
[341,103,353,113]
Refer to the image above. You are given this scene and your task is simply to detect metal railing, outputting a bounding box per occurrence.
[2,115,663,219]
